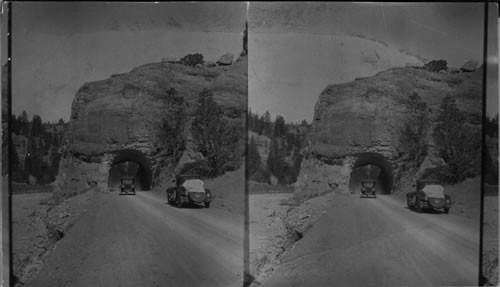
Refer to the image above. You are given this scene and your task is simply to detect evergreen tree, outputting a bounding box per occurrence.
[433,95,481,183]
[262,111,272,138]
[192,89,240,177]
[274,115,286,138]
[399,92,429,165]
[248,136,262,176]
[160,88,186,162]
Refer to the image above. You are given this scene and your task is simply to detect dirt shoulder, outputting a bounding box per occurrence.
[12,187,96,286]
[249,189,339,285]
[482,185,498,286]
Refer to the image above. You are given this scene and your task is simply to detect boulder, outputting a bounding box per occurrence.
[460,60,478,72]
[161,57,178,63]
[216,53,234,66]
[205,61,217,68]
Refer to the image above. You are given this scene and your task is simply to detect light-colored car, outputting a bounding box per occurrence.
[407,179,451,213]
[166,175,212,208]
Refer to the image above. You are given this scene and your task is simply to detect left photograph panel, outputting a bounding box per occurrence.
[8,2,247,287]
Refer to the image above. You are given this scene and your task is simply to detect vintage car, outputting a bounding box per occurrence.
[166,175,212,208]
[120,177,136,195]
[407,179,451,213]
[360,180,377,198]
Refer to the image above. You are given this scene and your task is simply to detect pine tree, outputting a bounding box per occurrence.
[433,95,481,182]
[192,89,240,177]
[399,92,429,165]
[248,136,262,176]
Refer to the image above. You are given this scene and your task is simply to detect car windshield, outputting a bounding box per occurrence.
[122,179,133,184]
[362,181,375,188]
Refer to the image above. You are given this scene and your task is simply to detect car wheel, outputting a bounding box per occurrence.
[205,202,210,208]
[416,200,422,213]
[176,195,183,208]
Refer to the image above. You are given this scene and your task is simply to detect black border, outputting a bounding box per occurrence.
[479,2,488,285]
[7,2,12,286]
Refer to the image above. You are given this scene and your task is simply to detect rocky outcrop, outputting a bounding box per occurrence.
[296,66,482,199]
[217,53,234,66]
[56,54,247,196]
[248,131,271,164]
[461,60,479,72]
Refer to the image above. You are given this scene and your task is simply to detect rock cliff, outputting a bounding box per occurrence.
[56,55,247,197]
[296,65,483,200]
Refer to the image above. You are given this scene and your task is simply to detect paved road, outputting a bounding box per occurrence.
[27,190,244,287]
[261,193,480,287]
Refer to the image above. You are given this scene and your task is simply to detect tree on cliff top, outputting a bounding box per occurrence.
[192,89,240,177]
[424,59,448,73]
[180,53,204,67]
[433,95,481,183]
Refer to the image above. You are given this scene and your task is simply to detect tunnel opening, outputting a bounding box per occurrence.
[107,149,153,191]
[348,152,393,194]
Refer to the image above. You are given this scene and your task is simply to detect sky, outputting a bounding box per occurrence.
[249,2,496,122]
[12,2,247,121]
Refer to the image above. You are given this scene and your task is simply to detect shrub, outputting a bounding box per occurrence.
[179,53,204,67]
[424,59,448,72]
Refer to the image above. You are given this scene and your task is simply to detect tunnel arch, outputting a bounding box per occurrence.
[107,149,153,191]
[348,152,394,194]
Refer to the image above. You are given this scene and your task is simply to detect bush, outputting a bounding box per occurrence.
[424,59,448,72]
[179,53,204,67]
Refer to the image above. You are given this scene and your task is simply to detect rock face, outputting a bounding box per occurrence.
[56,55,247,196]
[460,60,479,72]
[217,53,234,65]
[296,66,482,199]
[248,131,271,164]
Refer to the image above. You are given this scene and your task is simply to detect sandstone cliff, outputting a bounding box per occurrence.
[296,65,483,200]
[56,55,247,197]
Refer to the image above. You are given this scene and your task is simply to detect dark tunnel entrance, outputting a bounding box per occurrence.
[348,152,394,194]
[107,149,153,191]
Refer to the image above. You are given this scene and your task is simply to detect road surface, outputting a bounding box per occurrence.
[260,193,479,287]
[26,189,244,287]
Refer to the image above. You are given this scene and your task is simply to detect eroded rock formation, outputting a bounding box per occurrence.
[296,65,482,199]
[56,54,247,197]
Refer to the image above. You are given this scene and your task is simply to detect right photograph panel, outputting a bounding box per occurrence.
[247,3,487,286]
